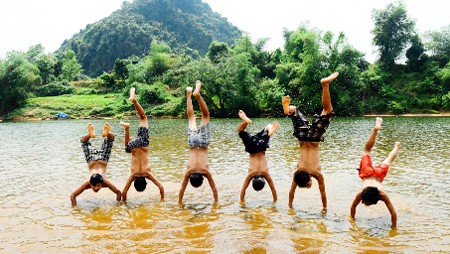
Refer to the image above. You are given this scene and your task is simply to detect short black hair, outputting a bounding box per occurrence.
[252,175,266,191]
[134,176,147,192]
[189,173,204,188]
[89,173,104,185]
[360,187,381,205]
[293,170,311,187]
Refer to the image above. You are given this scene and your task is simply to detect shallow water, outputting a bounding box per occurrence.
[0,117,449,253]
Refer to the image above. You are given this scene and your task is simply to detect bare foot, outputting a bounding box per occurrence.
[394,141,401,149]
[129,87,136,102]
[282,95,291,115]
[101,122,110,137]
[268,121,279,136]
[119,121,130,130]
[87,123,96,138]
[186,86,193,97]
[374,117,383,131]
[193,80,202,97]
[320,72,339,86]
[238,110,252,124]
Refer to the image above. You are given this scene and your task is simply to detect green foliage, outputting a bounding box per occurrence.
[34,80,75,96]
[57,0,241,76]
[424,25,450,66]
[372,1,415,70]
[60,50,82,81]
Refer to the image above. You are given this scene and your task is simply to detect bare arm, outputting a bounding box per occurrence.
[204,171,219,203]
[288,180,297,208]
[103,179,121,202]
[70,182,90,206]
[146,173,165,201]
[264,173,277,202]
[178,173,189,204]
[314,173,327,210]
[350,192,362,219]
[240,174,253,203]
[122,174,135,202]
[382,194,397,228]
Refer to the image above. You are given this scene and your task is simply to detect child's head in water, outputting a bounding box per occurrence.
[134,176,147,192]
[360,186,381,205]
[189,172,204,188]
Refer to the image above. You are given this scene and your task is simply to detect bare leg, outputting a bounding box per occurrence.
[186,86,197,130]
[81,123,95,142]
[364,117,383,155]
[266,121,279,137]
[320,72,339,115]
[237,110,252,132]
[120,122,130,146]
[101,122,110,137]
[382,142,401,165]
[129,87,148,128]
[193,80,210,126]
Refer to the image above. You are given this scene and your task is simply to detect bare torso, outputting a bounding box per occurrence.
[87,160,107,179]
[297,141,321,174]
[361,177,385,191]
[248,152,269,175]
[130,147,151,175]
[187,147,209,173]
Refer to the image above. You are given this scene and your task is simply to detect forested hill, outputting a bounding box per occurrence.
[56,0,242,77]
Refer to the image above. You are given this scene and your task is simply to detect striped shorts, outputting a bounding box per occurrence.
[125,127,149,153]
[81,138,114,164]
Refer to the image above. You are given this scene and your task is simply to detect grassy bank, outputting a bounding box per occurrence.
[7,93,128,120]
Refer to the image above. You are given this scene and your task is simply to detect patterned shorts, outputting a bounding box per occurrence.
[188,123,210,147]
[239,129,270,154]
[125,127,149,153]
[290,108,332,142]
[81,138,114,164]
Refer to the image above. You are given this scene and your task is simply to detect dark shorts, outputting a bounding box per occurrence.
[290,108,332,142]
[125,127,149,153]
[239,129,270,154]
[81,138,114,164]
[188,123,210,148]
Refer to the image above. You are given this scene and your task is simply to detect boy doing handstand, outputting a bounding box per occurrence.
[70,123,121,206]
[350,117,401,228]
[178,80,218,204]
[120,87,164,202]
[282,72,339,210]
[237,110,278,203]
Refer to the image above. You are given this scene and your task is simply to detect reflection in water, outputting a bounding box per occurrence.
[0,117,449,252]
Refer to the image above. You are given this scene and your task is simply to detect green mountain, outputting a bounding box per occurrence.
[57,0,242,77]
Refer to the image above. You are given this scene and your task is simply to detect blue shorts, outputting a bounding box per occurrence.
[239,129,270,154]
[125,127,149,153]
[81,138,114,164]
[188,123,210,147]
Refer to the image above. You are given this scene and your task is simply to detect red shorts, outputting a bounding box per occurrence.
[358,155,389,182]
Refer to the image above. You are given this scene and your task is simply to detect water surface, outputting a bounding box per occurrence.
[0,117,449,253]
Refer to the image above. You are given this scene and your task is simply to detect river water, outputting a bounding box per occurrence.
[0,116,449,253]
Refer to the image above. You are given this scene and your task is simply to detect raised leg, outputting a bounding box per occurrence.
[186,86,197,130]
[129,87,148,128]
[266,121,279,137]
[320,72,339,116]
[120,122,130,146]
[193,80,210,126]
[382,142,401,165]
[364,117,382,155]
[237,110,252,133]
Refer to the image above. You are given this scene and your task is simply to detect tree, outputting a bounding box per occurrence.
[0,51,40,115]
[425,25,450,67]
[60,50,82,81]
[406,34,425,72]
[372,1,415,70]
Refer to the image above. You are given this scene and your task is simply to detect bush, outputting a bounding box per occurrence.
[34,80,75,96]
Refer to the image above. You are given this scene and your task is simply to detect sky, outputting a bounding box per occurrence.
[0,0,449,63]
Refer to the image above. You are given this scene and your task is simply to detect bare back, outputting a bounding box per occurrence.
[297,141,321,174]
[248,152,269,175]
[130,147,151,174]
[187,147,209,173]
[87,160,107,179]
